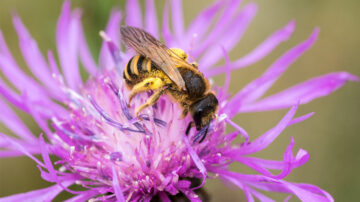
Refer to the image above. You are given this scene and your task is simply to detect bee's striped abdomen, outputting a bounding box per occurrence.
[136,55,146,74]
[123,55,157,86]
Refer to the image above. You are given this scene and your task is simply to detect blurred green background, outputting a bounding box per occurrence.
[0,0,359,201]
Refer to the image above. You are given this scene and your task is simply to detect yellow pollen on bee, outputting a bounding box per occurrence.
[170,48,188,60]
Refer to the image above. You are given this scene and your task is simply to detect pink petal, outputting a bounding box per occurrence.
[225,117,249,144]
[0,183,70,202]
[0,135,40,157]
[99,10,122,70]
[0,150,37,157]
[229,28,319,114]
[0,133,45,167]
[162,2,175,47]
[243,186,255,202]
[112,167,126,202]
[206,20,296,77]
[39,135,57,181]
[0,30,15,59]
[0,32,51,102]
[25,94,68,119]
[237,105,298,155]
[216,170,333,202]
[183,135,206,190]
[0,78,26,112]
[199,3,257,70]
[228,137,309,179]
[284,182,334,202]
[247,187,275,202]
[145,0,159,38]
[12,15,60,94]
[240,72,359,112]
[46,50,67,101]
[0,66,65,119]
[185,0,226,44]
[171,0,185,42]
[222,175,254,202]
[37,136,83,195]
[0,81,62,120]
[233,20,295,68]
[79,23,98,76]
[192,0,242,58]
[56,1,82,89]
[295,183,334,202]
[179,189,201,202]
[0,98,36,142]
[288,112,314,126]
[47,50,61,76]
[64,191,99,202]
[125,0,142,28]
[0,54,47,99]
[284,195,292,202]
[101,34,123,72]
[26,102,54,136]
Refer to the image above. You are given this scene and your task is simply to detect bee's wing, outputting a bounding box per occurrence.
[120,26,186,90]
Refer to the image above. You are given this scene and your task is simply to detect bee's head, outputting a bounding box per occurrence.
[170,48,188,61]
[190,93,218,130]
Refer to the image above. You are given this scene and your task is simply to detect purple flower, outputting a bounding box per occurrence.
[0,0,358,201]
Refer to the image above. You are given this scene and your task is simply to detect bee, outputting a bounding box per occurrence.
[120,26,218,142]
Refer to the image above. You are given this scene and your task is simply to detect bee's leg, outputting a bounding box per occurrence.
[185,121,194,136]
[135,89,165,119]
[128,77,165,105]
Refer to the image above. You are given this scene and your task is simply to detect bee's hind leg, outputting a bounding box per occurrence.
[128,77,165,105]
[135,89,165,119]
